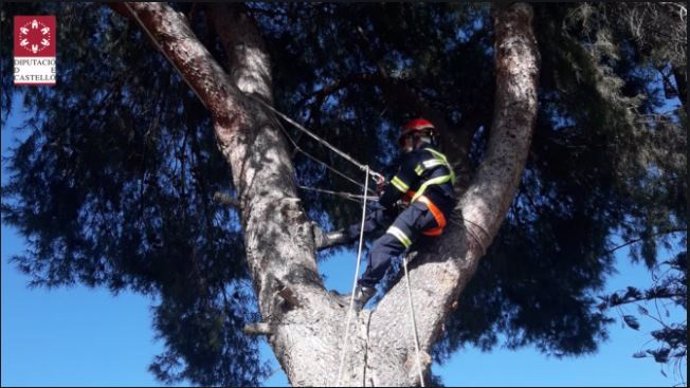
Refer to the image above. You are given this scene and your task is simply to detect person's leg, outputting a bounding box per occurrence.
[359,204,426,286]
[358,233,406,287]
[350,202,439,310]
[361,200,441,281]
[321,207,395,248]
[347,206,396,241]
[351,206,421,310]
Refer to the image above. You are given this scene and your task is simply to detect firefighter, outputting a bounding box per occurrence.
[332,118,457,311]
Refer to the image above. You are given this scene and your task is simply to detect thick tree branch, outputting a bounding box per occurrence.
[117,2,539,386]
[115,2,247,128]
[208,3,273,103]
[458,2,540,251]
[205,5,366,386]
[115,5,342,386]
[363,3,540,386]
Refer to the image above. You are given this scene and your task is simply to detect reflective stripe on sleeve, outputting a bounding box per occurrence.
[410,174,453,202]
[391,176,409,192]
[422,159,445,169]
[425,148,455,184]
[386,225,412,248]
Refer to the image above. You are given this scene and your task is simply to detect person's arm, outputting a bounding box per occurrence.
[378,153,419,209]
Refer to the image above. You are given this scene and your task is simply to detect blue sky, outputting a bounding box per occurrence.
[1,87,686,388]
[2,211,685,387]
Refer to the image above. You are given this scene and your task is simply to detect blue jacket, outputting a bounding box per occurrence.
[379,146,456,214]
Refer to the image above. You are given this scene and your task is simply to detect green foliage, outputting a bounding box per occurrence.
[0,2,685,385]
[599,250,687,380]
[435,2,686,371]
[2,2,267,386]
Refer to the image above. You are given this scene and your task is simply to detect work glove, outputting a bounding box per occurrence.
[374,175,386,196]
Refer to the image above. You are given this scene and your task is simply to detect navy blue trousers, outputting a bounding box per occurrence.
[347,204,395,240]
[358,201,440,288]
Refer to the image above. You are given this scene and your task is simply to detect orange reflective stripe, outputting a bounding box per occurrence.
[416,195,446,236]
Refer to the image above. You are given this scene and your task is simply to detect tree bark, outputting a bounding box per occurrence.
[359,3,540,386]
[118,2,539,386]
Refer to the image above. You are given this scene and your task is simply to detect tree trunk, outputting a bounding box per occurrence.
[119,2,539,386]
[359,3,540,386]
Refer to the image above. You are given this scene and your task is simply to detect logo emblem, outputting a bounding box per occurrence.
[17,18,53,54]
[13,15,56,86]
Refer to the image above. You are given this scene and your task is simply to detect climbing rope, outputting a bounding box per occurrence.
[403,256,425,387]
[124,3,379,198]
[275,115,377,196]
[123,10,424,384]
[248,94,385,185]
[298,185,378,203]
[335,166,370,387]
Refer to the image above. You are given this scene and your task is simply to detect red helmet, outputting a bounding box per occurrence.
[399,118,436,145]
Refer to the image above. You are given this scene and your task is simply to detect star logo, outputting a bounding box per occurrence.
[14,15,57,85]
[17,18,52,54]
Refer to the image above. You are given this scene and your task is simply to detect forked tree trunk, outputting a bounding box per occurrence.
[118,2,539,386]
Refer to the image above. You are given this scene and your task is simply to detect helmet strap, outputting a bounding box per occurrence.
[411,134,430,150]
[429,132,438,147]
[418,135,431,144]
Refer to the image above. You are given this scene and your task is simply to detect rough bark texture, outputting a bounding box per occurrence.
[358,4,540,386]
[121,2,539,386]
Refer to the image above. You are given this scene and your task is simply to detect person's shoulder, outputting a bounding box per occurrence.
[419,147,438,159]
[422,146,447,159]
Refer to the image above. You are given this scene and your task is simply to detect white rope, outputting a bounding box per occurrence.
[403,256,425,387]
[297,147,373,194]
[123,3,379,195]
[125,7,417,384]
[275,118,377,196]
[335,166,370,387]
[248,94,385,184]
[298,185,378,203]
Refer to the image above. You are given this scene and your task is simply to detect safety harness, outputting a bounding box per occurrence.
[390,147,455,238]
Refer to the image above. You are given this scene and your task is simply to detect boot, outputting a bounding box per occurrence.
[324,230,350,246]
[329,285,376,311]
[352,285,376,312]
[314,225,352,249]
